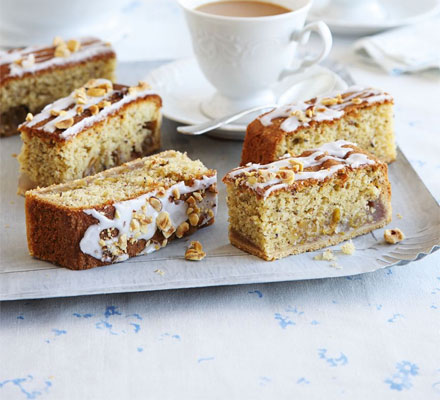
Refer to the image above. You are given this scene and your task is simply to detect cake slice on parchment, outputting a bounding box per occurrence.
[17,79,162,194]
[0,37,116,137]
[25,151,218,270]
[224,140,392,261]
[241,86,396,165]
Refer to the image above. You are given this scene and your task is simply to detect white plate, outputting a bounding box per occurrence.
[1,130,438,301]
[309,0,440,36]
[145,58,348,140]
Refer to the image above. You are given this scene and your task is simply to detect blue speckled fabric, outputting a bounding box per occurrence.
[0,255,439,399]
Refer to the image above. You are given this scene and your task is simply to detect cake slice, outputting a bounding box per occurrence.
[17,79,162,194]
[25,151,217,270]
[241,86,396,165]
[223,140,392,261]
[1,37,116,137]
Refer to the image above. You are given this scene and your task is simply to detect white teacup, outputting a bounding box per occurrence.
[179,0,332,118]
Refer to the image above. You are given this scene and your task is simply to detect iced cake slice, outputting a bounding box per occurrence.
[0,37,116,137]
[241,86,396,165]
[224,140,392,261]
[25,151,217,270]
[18,79,162,194]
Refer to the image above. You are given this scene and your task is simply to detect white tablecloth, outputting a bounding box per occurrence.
[1,7,439,399]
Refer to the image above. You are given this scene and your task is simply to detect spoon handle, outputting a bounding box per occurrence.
[177,103,278,136]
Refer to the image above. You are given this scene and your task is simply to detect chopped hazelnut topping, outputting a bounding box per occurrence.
[162,225,176,239]
[186,196,196,207]
[53,36,64,46]
[86,87,106,97]
[128,81,151,95]
[118,234,128,251]
[140,215,153,225]
[185,241,206,261]
[50,109,67,117]
[189,213,199,226]
[67,39,80,52]
[138,81,151,90]
[25,113,33,122]
[176,222,190,238]
[351,97,362,105]
[130,218,140,232]
[54,44,70,58]
[207,209,215,219]
[193,192,203,202]
[172,187,180,200]
[341,240,355,255]
[55,118,74,130]
[156,187,166,197]
[76,105,84,114]
[149,196,162,211]
[156,211,171,231]
[208,183,218,193]
[321,97,338,106]
[186,207,194,215]
[288,159,304,172]
[314,249,336,261]
[16,54,35,68]
[247,176,257,185]
[384,228,405,244]
[305,107,315,118]
[89,105,99,115]
[97,100,111,109]
[279,169,295,185]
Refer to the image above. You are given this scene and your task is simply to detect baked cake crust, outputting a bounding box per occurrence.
[241,86,396,165]
[25,151,217,270]
[224,141,392,261]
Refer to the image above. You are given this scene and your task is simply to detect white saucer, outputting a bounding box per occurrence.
[145,58,348,140]
[309,0,440,36]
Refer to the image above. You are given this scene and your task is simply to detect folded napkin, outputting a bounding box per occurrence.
[353,18,440,74]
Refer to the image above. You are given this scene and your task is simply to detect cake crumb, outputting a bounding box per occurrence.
[341,240,355,255]
[330,262,342,269]
[11,153,17,158]
[5,224,10,228]
[384,228,405,244]
[154,269,165,276]
[314,249,336,261]
[396,213,403,219]
[185,241,206,261]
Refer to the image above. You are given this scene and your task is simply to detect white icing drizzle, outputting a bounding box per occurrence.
[259,86,393,132]
[21,79,156,140]
[79,175,217,263]
[0,37,114,79]
[224,140,376,198]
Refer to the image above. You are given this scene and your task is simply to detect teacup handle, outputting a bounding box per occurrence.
[280,21,332,79]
